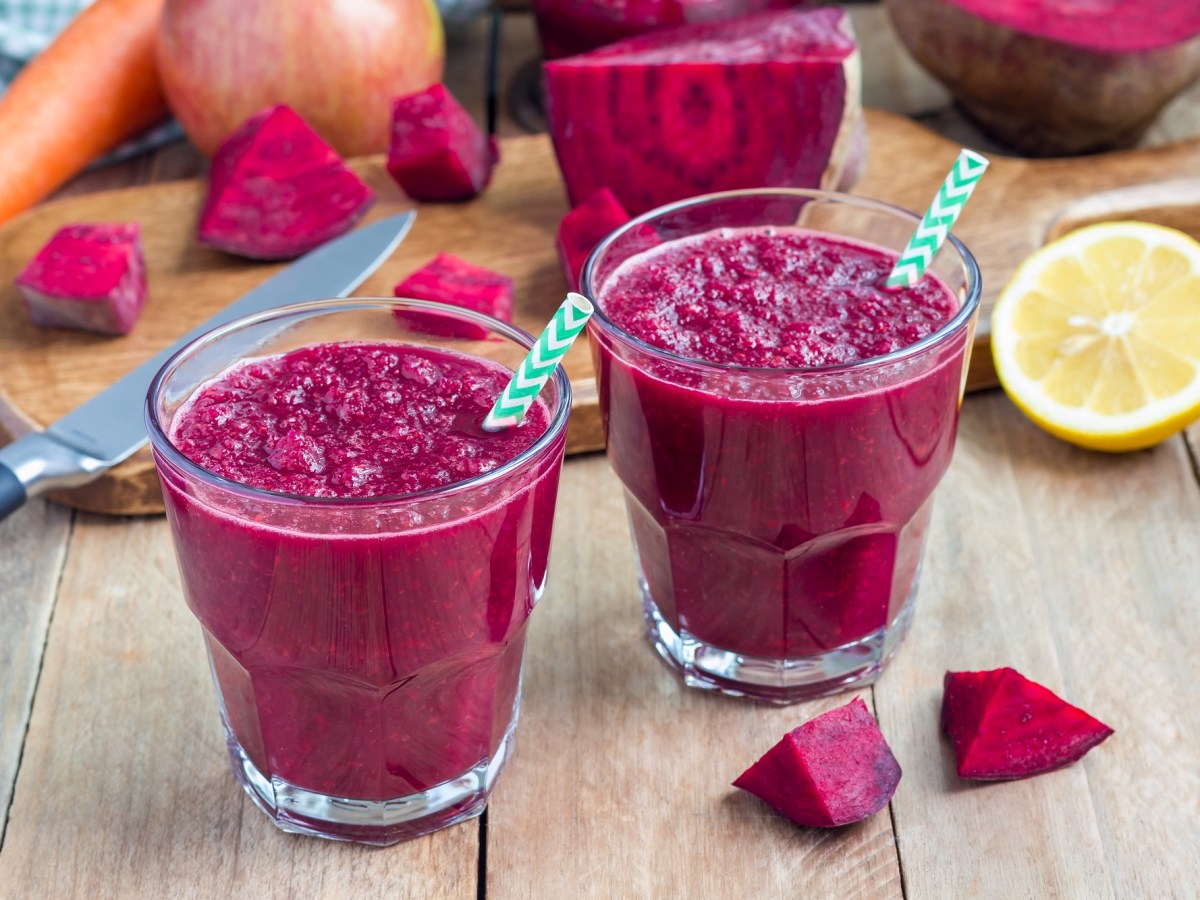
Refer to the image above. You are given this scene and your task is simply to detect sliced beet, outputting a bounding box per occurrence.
[942,667,1114,780]
[557,188,631,290]
[15,224,146,335]
[543,7,863,217]
[733,697,901,828]
[886,0,1200,155]
[197,105,375,261]
[394,253,514,340]
[387,84,499,202]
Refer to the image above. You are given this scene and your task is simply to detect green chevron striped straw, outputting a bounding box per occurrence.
[484,292,594,431]
[886,149,990,288]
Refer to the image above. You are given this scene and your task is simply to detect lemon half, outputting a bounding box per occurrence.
[991,221,1200,451]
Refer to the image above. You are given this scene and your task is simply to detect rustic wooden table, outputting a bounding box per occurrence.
[2,7,1200,898]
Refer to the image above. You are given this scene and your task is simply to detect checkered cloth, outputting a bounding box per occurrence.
[0,0,89,84]
[0,0,181,162]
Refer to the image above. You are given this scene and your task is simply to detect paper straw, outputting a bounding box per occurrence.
[484,292,594,431]
[886,149,990,288]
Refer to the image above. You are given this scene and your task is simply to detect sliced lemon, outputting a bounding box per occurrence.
[991,221,1200,451]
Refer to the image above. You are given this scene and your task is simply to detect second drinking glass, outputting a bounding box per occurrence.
[584,190,981,702]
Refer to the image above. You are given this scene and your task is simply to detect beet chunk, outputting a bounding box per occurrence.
[942,667,1114,780]
[394,253,514,340]
[387,84,499,202]
[543,7,863,217]
[16,223,146,335]
[557,188,631,290]
[197,105,375,261]
[734,697,901,827]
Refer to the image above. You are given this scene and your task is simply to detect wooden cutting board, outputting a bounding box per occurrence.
[3,108,1200,515]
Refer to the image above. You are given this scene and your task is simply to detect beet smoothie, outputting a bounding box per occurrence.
[586,197,979,701]
[148,304,570,844]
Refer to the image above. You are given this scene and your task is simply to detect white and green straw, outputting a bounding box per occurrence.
[886,148,990,288]
[484,292,594,431]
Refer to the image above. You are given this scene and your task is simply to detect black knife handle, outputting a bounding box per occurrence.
[0,461,27,522]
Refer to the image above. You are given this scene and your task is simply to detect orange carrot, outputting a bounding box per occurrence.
[0,0,168,226]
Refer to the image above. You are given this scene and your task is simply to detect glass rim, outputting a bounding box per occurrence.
[581,188,982,377]
[145,297,573,509]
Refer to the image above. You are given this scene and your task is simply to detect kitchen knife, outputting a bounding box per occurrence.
[0,210,416,521]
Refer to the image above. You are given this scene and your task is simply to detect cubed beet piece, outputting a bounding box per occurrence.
[387,84,499,202]
[394,252,514,339]
[15,223,146,335]
[557,188,631,290]
[734,697,902,828]
[942,667,1114,780]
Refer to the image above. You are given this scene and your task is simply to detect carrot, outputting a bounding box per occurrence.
[0,0,168,226]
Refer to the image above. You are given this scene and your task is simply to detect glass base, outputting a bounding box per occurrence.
[221,716,514,846]
[641,581,916,705]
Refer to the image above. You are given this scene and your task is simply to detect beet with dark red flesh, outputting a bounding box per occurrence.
[394,252,514,340]
[15,223,146,335]
[197,105,375,261]
[733,697,901,828]
[543,7,863,217]
[885,0,1200,155]
[557,188,631,290]
[387,84,499,202]
[942,668,1114,780]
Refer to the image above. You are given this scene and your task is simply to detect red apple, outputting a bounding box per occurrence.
[157,0,445,158]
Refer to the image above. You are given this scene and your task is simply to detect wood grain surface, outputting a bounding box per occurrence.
[5,112,1200,516]
[1046,179,1200,242]
[0,514,480,900]
[0,499,70,844]
[876,394,1200,899]
[487,457,905,898]
[3,414,1198,897]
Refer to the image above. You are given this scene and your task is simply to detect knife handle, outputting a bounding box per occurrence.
[0,432,108,522]
[0,462,25,521]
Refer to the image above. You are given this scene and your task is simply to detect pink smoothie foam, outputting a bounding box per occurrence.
[600,226,957,367]
[172,342,548,498]
[593,226,964,662]
[159,342,560,827]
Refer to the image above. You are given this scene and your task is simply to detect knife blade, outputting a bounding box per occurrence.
[0,210,416,521]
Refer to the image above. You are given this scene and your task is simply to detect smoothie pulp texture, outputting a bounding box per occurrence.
[157,341,562,810]
[592,226,967,661]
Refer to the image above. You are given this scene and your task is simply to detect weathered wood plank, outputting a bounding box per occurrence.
[0,515,478,899]
[878,391,1200,898]
[0,500,71,845]
[1184,423,1200,490]
[486,455,904,899]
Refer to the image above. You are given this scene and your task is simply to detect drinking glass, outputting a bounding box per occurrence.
[584,190,980,702]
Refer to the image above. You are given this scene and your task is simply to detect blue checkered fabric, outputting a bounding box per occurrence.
[0,0,181,161]
[0,0,90,83]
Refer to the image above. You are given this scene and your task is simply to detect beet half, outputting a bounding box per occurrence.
[543,7,863,217]
[394,252,514,340]
[734,697,902,828]
[886,0,1200,155]
[387,84,499,202]
[197,105,375,261]
[942,668,1114,781]
[16,224,146,335]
